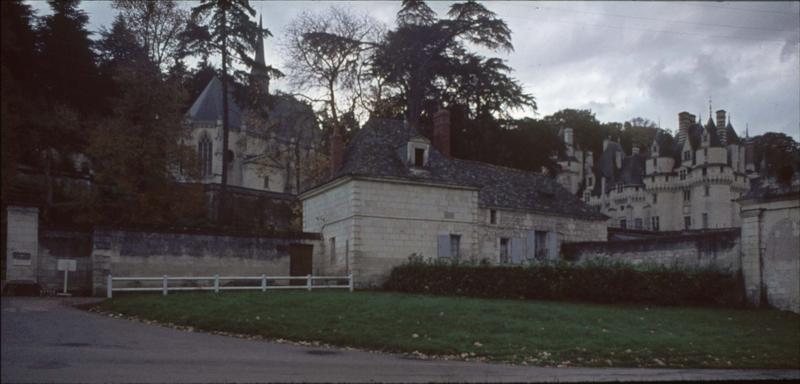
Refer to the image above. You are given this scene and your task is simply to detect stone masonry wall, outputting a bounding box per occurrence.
[38,229,92,295]
[562,229,741,271]
[740,196,800,313]
[91,228,320,296]
[477,208,607,263]
[351,179,479,286]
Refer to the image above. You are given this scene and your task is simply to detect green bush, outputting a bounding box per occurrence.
[383,257,744,307]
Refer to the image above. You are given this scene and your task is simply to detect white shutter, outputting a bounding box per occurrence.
[437,234,451,258]
[511,238,524,264]
[546,231,558,260]
[525,231,536,261]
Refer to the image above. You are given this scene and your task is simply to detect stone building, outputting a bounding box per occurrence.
[300,111,608,286]
[183,18,321,195]
[557,109,753,231]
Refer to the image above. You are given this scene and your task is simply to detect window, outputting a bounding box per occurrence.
[702,167,707,176]
[652,158,657,166]
[683,151,691,161]
[499,238,510,264]
[450,235,461,259]
[683,189,691,201]
[617,184,623,193]
[535,231,548,259]
[684,216,691,229]
[704,147,708,157]
[263,175,270,189]
[198,134,212,176]
[635,218,643,229]
[490,209,497,224]
[702,213,709,229]
[620,219,627,229]
[414,148,425,167]
[651,216,660,231]
[704,185,710,196]
[680,169,686,180]
[651,176,655,183]
[665,175,670,181]
[702,134,708,143]
[329,237,336,262]
[587,177,593,186]
[620,206,624,211]
[720,165,724,173]
[653,193,658,204]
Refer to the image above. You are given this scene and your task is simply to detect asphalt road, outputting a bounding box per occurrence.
[2,297,798,383]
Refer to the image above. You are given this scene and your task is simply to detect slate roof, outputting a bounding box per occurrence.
[187,76,243,129]
[327,118,606,220]
[726,122,740,144]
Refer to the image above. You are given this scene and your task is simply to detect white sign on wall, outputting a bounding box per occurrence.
[57,259,77,272]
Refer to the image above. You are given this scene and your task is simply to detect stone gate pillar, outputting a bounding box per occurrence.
[5,205,40,285]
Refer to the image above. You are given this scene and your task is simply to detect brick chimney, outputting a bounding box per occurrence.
[433,108,451,157]
[330,128,343,177]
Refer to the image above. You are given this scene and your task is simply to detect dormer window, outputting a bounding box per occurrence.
[406,136,430,168]
[414,148,425,167]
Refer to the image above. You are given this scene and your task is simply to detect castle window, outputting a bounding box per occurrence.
[704,148,708,157]
[720,165,724,173]
[450,235,461,259]
[703,134,708,143]
[683,189,691,201]
[665,175,669,181]
[617,184,623,193]
[263,175,270,189]
[651,176,655,183]
[198,134,212,177]
[702,167,707,176]
[490,209,497,224]
[414,148,425,167]
[680,169,686,180]
[684,216,691,229]
[635,218,643,229]
[620,219,627,229]
[705,185,710,196]
[652,193,657,204]
[683,151,691,161]
[587,177,593,186]
[329,237,336,262]
[653,158,657,166]
[702,213,709,229]
[651,216,660,231]
[499,238,510,264]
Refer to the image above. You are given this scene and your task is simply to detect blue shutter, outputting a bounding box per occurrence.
[511,238,524,264]
[546,232,558,260]
[525,231,536,261]
[437,235,450,258]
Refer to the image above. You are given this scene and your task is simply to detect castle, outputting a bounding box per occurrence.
[556,109,755,231]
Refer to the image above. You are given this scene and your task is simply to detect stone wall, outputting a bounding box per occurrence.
[477,208,606,263]
[562,228,741,272]
[90,227,320,296]
[740,195,800,313]
[38,228,92,295]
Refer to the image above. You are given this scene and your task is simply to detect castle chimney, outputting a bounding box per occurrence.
[716,110,727,145]
[678,112,694,144]
[433,108,451,157]
[330,128,343,176]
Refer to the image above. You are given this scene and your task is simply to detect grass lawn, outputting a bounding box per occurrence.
[95,291,800,369]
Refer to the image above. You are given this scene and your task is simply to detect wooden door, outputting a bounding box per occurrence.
[289,244,313,286]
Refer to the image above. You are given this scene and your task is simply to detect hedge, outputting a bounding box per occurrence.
[383,258,744,307]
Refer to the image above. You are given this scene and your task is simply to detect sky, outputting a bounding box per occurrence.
[27,1,800,140]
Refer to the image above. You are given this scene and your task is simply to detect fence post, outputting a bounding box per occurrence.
[107,274,113,298]
[162,275,168,296]
[214,274,219,293]
[307,274,312,291]
[348,274,354,293]
[261,274,267,292]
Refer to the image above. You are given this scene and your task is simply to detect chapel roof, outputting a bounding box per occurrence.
[187,76,243,129]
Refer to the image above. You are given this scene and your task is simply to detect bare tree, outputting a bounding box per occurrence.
[112,0,189,71]
[283,7,383,130]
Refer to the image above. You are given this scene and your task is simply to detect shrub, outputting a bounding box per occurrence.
[383,258,744,307]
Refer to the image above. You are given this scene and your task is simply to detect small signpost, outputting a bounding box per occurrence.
[57,259,77,296]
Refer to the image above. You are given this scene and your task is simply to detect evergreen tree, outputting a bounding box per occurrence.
[189,0,271,223]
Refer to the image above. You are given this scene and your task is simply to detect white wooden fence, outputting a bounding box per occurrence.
[106,274,353,298]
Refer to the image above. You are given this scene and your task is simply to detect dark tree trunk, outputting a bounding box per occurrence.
[219,6,230,225]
